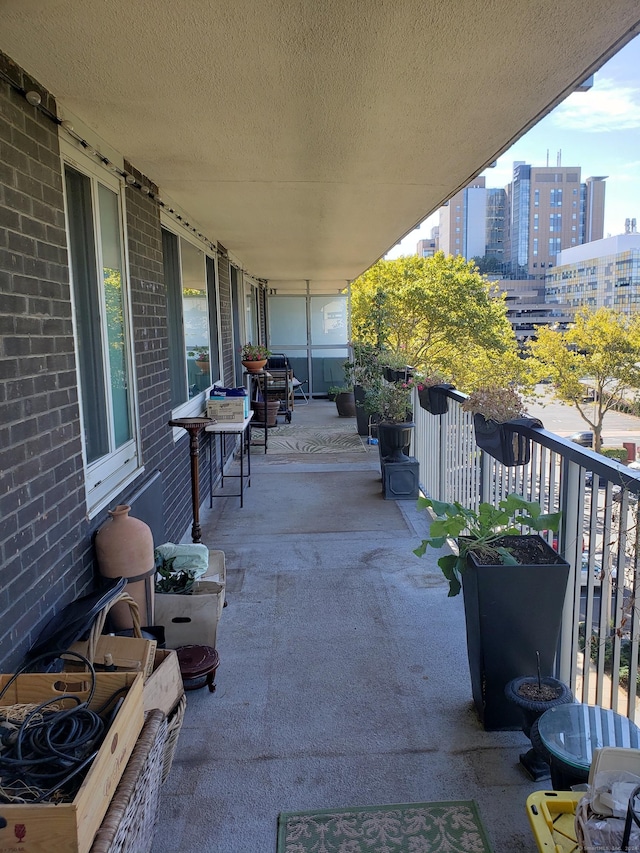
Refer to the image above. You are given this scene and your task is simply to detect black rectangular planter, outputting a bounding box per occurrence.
[461,535,570,731]
[418,384,453,415]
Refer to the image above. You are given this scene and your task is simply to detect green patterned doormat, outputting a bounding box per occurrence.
[277,801,494,852]
[264,426,367,454]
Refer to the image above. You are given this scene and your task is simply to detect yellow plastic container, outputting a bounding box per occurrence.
[526,791,584,852]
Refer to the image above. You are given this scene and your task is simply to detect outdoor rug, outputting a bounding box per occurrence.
[264,425,367,454]
[277,801,494,853]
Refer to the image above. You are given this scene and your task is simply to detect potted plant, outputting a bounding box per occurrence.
[381,351,414,383]
[462,386,542,466]
[366,380,414,462]
[188,346,210,375]
[328,385,357,417]
[240,342,271,373]
[415,370,454,415]
[350,344,385,436]
[414,493,569,730]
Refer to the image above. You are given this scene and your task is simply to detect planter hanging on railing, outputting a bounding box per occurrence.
[418,384,454,415]
[472,414,543,467]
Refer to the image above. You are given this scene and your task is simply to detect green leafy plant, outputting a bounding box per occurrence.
[414,368,450,390]
[364,379,413,423]
[413,493,562,597]
[240,342,271,361]
[188,346,209,361]
[155,554,197,595]
[462,386,526,423]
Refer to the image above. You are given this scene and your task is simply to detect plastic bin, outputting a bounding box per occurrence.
[526,791,583,852]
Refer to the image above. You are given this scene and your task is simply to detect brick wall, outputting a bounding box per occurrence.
[0,55,94,670]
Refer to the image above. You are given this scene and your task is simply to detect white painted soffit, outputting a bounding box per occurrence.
[2,1,640,291]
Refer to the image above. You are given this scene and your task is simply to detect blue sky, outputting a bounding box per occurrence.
[386,35,640,259]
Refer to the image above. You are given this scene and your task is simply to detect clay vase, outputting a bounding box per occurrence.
[95,505,155,630]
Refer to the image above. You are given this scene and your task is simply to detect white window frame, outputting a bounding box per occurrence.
[61,139,142,516]
[161,216,222,439]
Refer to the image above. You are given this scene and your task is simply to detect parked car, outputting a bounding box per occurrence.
[570,431,594,448]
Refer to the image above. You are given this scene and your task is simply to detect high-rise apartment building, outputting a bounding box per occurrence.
[438,177,487,260]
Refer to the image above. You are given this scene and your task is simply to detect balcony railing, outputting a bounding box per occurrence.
[412,387,640,722]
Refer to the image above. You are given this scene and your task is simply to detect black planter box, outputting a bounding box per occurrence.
[418,384,453,415]
[354,385,370,436]
[473,414,542,467]
[461,535,570,731]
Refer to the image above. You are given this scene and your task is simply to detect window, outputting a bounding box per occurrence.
[549,214,562,232]
[533,238,538,256]
[534,189,539,207]
[549,237,561,256]
[163,228,217,408]
[63,149,140,514]
[533,214,539,231]
[550,188,563,207]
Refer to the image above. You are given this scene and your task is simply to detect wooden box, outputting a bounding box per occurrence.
[0,671,144,853]
[66,635,157,680]
[143,648,184,715]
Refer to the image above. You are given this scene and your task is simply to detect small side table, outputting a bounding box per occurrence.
[176,644,220,693]
[538,702,640,789]
[205,412,253,507]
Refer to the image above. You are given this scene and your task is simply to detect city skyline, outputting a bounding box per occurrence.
[386,34,640,260]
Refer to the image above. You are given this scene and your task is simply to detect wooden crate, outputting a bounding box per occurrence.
[0,671,144,853]
[143,648,184,715]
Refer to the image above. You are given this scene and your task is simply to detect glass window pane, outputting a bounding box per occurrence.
[65,166,109,463]
[98,184,131,448]
[268,296,307,345]
[181,238,210,396]
[310,296,348,346]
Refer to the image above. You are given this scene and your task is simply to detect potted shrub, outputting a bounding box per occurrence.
[415,370,454,415]
[462,386,542,466]
[351,344,385,436]
[328,385,357,417]
[414,493,569,730]
[188,346,210,375]
[366,380,414,462]
[381,351,414,383]
[240,342,271,373]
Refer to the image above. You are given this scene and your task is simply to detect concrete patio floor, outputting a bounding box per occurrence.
[152,399,548,852]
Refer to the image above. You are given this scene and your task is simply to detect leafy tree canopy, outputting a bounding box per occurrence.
[350,253,523,390]
[527,307,640,451]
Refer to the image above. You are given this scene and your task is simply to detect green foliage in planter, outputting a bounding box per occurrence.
[155,554,197,595]
[414,493,562,597]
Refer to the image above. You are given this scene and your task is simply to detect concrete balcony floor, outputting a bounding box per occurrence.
[152,400,547,852]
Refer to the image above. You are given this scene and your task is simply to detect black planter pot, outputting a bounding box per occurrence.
[418,384,454,415]
[335,391,357,417]
[472,414,542,467]
[461,535,570,731]
[505,675,573,780]
[377,421,414,462]
[354,385,371,436]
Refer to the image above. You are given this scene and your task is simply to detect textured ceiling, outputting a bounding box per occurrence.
[2,1,640,290]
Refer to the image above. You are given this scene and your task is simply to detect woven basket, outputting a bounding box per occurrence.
[90,709,167,853]
[161,693,187,783]
[87,591,143,662]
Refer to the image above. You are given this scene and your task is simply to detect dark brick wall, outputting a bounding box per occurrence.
[0,53,229,671]
[0,57,94,671]
[217,247,235,382]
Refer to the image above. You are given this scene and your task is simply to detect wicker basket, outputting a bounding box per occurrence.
[162,693,187,783]
[90,709,167,853]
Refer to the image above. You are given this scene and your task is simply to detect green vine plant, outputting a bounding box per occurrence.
[155,554,197,595]
[413,493,562,597]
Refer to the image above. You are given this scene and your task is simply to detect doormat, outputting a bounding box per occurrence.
[263,427,367,454]
[277,800,494,852]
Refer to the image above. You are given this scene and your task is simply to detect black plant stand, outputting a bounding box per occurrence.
[505,675,573,780]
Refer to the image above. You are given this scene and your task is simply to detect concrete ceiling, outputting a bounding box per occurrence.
[2,2,640,292]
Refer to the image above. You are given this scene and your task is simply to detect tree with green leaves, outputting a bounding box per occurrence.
[527,307,640,452]
[349,252,522,390]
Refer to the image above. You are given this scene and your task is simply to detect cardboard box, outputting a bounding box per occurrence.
[206,398,246,422]
[0,671,144,853]
[143,648,184,714]
[66,635,157,680]
[154,579,225,649]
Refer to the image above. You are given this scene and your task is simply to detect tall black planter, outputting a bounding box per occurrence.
[418,384,454,415]
[472,414,542,467]
[354,385,370,436]
[461,535,570,730]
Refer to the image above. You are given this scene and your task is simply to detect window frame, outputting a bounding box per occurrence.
[61,139,142,517]
[161,216,222,435]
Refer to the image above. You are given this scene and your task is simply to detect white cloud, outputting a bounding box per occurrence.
[552,78,640,132]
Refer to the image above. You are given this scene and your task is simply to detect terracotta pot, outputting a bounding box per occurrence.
[95,505,155,629]
[242,359,267,373]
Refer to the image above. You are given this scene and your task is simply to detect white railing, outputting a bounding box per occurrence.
[412,387,640,722]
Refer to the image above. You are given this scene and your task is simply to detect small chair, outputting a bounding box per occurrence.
[292,376,309,404]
